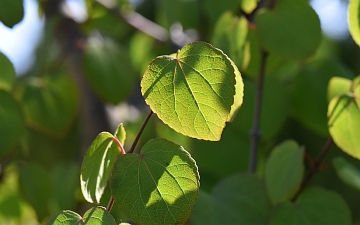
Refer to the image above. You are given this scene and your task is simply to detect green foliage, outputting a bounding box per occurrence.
[1,0,360,224]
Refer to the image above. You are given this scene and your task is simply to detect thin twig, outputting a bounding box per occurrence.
[106,197,115,212]
[128,110,153,154]
[248,50,268,173]
[292,137,333,201]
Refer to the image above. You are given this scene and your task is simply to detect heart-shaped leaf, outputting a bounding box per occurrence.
[141,41,240,141]
[255,0,321,59]
[0,52,16,91]
[0,91,24,159]
[47,206,117,225]
[349,0,360,46]
[269,187,351,225]
[265,140,304,205]
[189,173,271,225]
[328,79,360,159]
[81,124,125,203]
[110,138,199,225]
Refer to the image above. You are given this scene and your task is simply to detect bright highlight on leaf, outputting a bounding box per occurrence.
[110,138,199,225]
[328,76,360,159]
[47,207,117,225]
[141,41,242,141]
[80,124,125,204]
[349,0,360,46]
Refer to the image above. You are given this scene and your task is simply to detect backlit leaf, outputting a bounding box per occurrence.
[81,125,125,203]
[265,140,304,205]
[110,138,199,225]
[255,0,321,59]
[141,42,240,141]
[328,77,352,102]
[349,0,360,46]
[269,187,351,225]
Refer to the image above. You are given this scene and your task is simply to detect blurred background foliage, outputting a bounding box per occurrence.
[0,0,360,224]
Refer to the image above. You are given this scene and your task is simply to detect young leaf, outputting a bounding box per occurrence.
[328,94,360,159]
[255,0,321,59]
[141,41,241,141]
[0,0,24,28]
[0,52,16,91]
[269,187,351,225]
[110,138,199,225]
[47,207,117,225]
[0,91,24,159]
[333,156,360,191]
[81,126,124,204]
[349,0,360,46]
[327,77,352,102]
[265,140,304,205]
[189,173,271,225]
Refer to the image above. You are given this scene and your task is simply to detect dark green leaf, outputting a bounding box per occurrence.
[0,0,24,28]
[333,156,360,191]
[0,52,16,91]
[111,138,199,225]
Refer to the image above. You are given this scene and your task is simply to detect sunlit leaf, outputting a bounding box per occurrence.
[19,74,79,136]
[265,140,304,205]
[269,187,351,225]
[111,138,199,225]
[47,207,117,225]
[328,77,352,102]
[141,41,240,141]
[0,91,24,159]
[0,52,16,91]
[328,93,360,159]
[333,156,360,191]
[189,173,271,225]
[81,124,125,203]
[349,0,360,46]
[83,38,136,104]
[255,0,321,59]
[0,0,24,28]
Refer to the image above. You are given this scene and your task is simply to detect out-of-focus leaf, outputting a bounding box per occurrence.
[19,74,79,136]
[349,0,360,46]
[265,140,304,205]
[0,52,16,91]
[189,173,271,225]
[269,187,351,225]
[328,77,352,102]
[333,156,360,191]
[255,0,321,59]
[0,91,24,159]
[0,0,24,28]
[141,42,241,141]
[111,138,199,225]
[83,38,136,104]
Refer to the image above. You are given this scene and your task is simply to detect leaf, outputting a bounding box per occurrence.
[349,0,360,46]
[328,94,360,159]
[0,52,16,91]
[47,207,117,225]
[328,77,352,102]
[0,91,24,159]
[141,41,240,141]
[83,37,136,104]
[110,138,199,225]
[189,173,271,225]
[227,58,244,122]
[255,0,321,59]
[0,0,24,28]
[81,125,125,203]
[19,74,79,136]
[269,187,351,225]
[265,140,304,205]
[333,156,360,191]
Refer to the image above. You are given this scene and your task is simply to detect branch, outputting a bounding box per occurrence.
[292,137,333,201]
[248,50,268,173]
